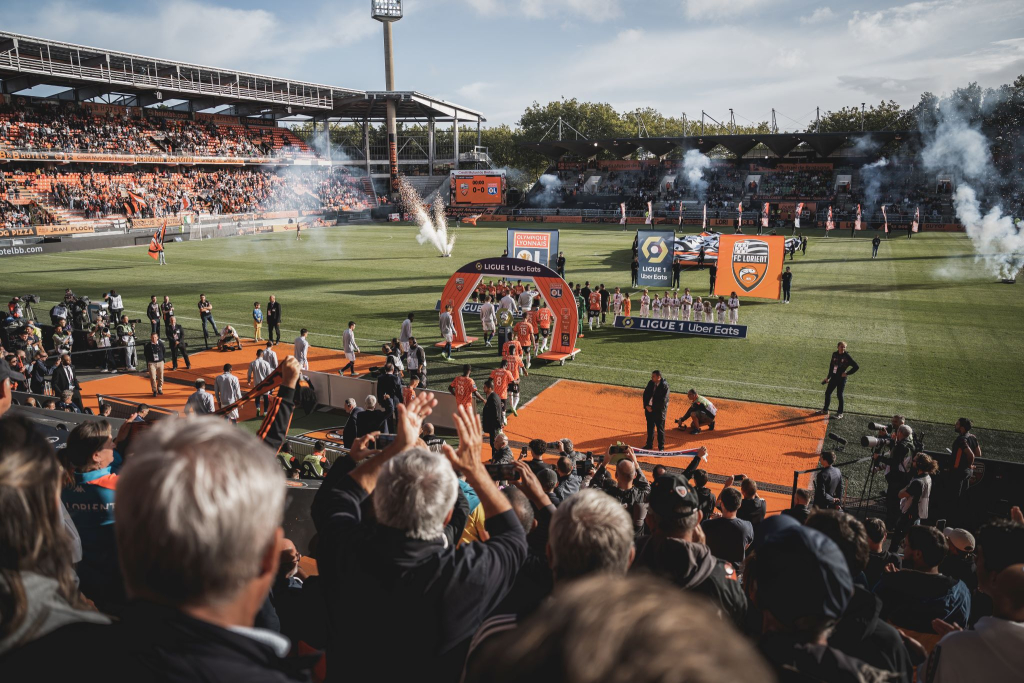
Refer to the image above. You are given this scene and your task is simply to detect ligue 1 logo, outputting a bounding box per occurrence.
[561,333,570,347]
[731,239,769,292]
[623,317,634,328]
[642,235,669,263]
[455,277,464,292]
[516,249,533,261]
[549,286,562,299]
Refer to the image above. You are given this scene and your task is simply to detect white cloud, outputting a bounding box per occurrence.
[799,7,834,25]
[770,47,806,69]
[683,0,771,20]
[456,82,493,100]
[12,1,376,77]
[463,0,621,21]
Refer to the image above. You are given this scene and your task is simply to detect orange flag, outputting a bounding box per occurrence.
[148,218,167,260]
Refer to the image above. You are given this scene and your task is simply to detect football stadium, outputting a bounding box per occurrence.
[2,3,1024,681]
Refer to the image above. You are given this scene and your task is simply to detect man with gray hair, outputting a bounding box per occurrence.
[549,489,635,582]
[311,398,527,683]
[10,417,309,680]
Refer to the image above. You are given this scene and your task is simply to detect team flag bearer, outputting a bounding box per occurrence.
[825,206,835,237]
[148,219,167,265]
[911,206,919,238]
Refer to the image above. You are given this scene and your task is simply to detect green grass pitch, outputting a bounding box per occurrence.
[4,222,1021,458]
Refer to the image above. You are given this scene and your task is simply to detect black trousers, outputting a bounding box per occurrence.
[645,412,666,450]
[823,376,847,413]
[672,271,680,287]
[170,342,191,369]
[269,322,281,344]
[782,283,791,301]
[709,277,716,295]
[150,319,161,336]
[631,270,638,286]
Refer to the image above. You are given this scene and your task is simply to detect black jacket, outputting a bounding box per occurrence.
[267,301,282,324]
[632,535,747,630]
[355,406,391,439]
[342,407,364,448]
[481,392,503,434]
[144,340,166,364]
[147,301,161,321]
[1,600,315,682]
[309,469,527,682]
[814,465,845,509]
[376,373,403,406]
[826,351,859,381]
[759,633,894,683]
[166,324,186,347]
[642,379,670,419]
[50,363,77,395]
[829,587,914,683]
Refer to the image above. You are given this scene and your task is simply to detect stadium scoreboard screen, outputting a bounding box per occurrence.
[450,170,506,206]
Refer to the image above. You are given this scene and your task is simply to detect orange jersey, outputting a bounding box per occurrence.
[402,386,416,405]
[515,321,534,347]
[490,368,513,399]
[449,376,478,406]
[527,309,539,332]
[504,355,525,382]
[503,339,523,359]
[513,285,525,296]
[623,299,632,315]
[589,291,602,310]
[536,308,552,329]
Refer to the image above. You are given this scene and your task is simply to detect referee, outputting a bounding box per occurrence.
[819,341,859,420]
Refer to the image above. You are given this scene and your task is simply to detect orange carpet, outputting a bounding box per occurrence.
[503,379,827,513]
[81,340,385,420]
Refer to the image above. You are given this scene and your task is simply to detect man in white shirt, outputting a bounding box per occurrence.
[399,313,414,354]
[517,285,534,312]
[106,289,124,322]
[184,378,216,415]
[479,295,497,347]
[341,321,360,375]
[262,340,278,370]
[247,349,273,417]
[294,328,310,371]
[727,292,740,324]
[499,291,518,317]
[214,363,243,423]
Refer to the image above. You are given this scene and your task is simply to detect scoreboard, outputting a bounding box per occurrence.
[450,170,506,206]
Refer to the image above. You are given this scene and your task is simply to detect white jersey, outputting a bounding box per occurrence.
[612,292,624,312]
[727,296,740,311]
[480,302,496,330]
[400,318,413,344]
[214,372,243,420]
[716,302,728,322]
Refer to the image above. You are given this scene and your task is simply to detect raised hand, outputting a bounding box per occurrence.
[445,403,484,476]
[394,391,437,452]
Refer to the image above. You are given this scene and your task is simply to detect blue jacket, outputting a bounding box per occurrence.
[873,569,971,633]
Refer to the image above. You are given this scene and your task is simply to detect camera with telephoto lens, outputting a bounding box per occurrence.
[862,421,893,449]
[127,318,142,324]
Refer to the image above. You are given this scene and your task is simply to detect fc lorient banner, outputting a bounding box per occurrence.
[613,316,747,339]
[714,234,784,300]
[636,230,674,287]
[506,228,559,271]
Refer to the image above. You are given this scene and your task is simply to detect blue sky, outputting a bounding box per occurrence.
[2,0,1023,129]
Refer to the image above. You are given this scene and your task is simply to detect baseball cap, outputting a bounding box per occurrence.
[943,528,976,553]
[649,474,699,520]
[756,524,853,628]
[0,361,26,386]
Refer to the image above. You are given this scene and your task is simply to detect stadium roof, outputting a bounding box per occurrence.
[521,131,914,159]
[0,31,484,123]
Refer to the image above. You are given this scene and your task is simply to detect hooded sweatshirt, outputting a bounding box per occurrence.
[873,569,971,633]
[631,535,747,629]
[0,571,110,656]
[830,587,914,683]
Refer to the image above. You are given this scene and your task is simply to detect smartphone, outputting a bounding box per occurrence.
[375,434,396,448]
[485,463,521,481]
[732,474,746,482]
[520,446,529,457]
[608,444,628,455]
[935,519,947,531]
[592,454,606,463]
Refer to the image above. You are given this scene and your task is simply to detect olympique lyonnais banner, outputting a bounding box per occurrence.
[613,316,747,339]
[636,230,675,287]
[435,300,525,318]
[507,228,559,270]
[714,234,785,300]
[439,258,578,355]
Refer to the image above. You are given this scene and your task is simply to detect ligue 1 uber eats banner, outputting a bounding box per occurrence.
[440,258,579,355]
[714,234,785,300]
[506,228,559,271]
[637,230,675,287]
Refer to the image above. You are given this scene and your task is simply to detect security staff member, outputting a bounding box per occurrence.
[642,370,670,451]
[166,316,191,371]
[781,266,793,303]
[820,341,858,419]
[943,417,980,520]
[143,333,166,397]
[708,263,717,295]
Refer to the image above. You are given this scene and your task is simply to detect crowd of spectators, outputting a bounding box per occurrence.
[0,99,312,159]
[754,169,835,200]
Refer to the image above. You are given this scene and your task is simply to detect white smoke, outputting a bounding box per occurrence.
[860,157,889,212]
[397,176,455,256]
[920,114,1024,279]
[682,149,711,200]
[531,173,563,207]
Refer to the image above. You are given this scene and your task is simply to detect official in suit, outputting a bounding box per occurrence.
[375,362,403,433]
[143,333,167,396]
[50,354,83,410]
[166,316,191,370]
[481,379,504,451]
[342,399,364,448]
[266,295,282,345]
[642,370,670,451]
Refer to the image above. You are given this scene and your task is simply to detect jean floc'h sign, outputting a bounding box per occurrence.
[613,316,747,339]
[636,230,675,287]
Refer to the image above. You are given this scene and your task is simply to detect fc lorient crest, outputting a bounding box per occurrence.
[731,239,770,292]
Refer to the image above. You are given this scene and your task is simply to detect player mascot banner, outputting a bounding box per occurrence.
[714,234,785,300]
[439,258,579,356]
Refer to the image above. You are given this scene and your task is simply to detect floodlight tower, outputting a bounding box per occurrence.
[372,0,403,199]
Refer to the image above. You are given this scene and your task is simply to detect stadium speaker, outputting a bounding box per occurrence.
[282,480,321,555]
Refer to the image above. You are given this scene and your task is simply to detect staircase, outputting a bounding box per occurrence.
[360,177,379,206]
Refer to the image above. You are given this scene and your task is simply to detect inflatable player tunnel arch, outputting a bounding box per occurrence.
[439,257,580,357]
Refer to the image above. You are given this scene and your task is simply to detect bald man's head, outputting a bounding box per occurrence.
[993,564,1024,621]
[615,459,636,487]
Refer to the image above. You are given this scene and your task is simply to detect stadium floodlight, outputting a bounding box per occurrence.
[371,0,403,21]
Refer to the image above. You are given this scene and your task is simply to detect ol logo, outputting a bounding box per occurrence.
[455,277,464,292]
[487,186,497,195]
[516,250,533,261]
[642,236,669,263]
[549,286,562,299]
[731,239,770,292]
